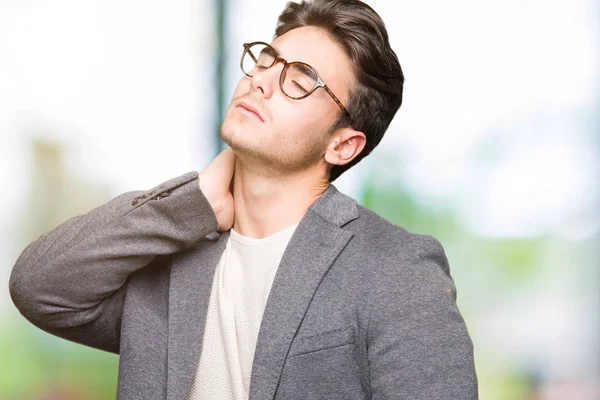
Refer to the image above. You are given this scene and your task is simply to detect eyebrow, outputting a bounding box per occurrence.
[270,44,318,74]
[295,62,318,79]
[269,43,281,56]
[261,45,277,58]
[268,43,332,92]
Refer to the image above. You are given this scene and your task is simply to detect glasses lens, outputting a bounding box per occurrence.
[281,63,318,99]
[242,43,276,76]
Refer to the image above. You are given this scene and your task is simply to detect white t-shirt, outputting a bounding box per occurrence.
[187,223,299,400]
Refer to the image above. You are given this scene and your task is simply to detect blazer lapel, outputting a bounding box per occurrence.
[248,184,359,400]
[166,230,230,400]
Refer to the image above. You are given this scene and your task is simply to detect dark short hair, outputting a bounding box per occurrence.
[275,0,404,182]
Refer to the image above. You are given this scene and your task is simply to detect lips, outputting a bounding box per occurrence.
[237,100,264,122]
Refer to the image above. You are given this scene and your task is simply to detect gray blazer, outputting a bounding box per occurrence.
[9,171,478,399]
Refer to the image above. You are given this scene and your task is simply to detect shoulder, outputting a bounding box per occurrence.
[351,204,449,271]
[339,204,454,299]
[347,205,461,318]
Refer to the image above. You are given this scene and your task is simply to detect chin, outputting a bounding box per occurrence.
[220,115,242,141]
[220,124,256,156]
[221,120,247,147]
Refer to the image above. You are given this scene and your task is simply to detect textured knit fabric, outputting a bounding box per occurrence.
[187,223,299,400]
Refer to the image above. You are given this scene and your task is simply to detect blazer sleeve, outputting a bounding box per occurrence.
[367,234,478,399]
[8,170,219,354]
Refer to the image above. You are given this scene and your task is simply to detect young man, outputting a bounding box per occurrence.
[9,0,478,398]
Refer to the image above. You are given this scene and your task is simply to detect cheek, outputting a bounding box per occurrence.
[289,100,335,135]
[281,97,322,125]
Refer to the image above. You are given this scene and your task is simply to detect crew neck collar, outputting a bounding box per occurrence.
[229,223,299,247]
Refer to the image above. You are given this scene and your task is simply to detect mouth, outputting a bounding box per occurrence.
[236,101,265,122]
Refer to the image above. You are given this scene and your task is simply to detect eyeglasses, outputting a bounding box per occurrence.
[240,41,354,127]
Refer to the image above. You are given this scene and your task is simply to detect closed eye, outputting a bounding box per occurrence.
[292,80,309,94]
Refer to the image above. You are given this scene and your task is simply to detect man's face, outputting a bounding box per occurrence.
[220,26,355,176]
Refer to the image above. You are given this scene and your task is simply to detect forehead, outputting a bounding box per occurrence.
[271,26,354,102]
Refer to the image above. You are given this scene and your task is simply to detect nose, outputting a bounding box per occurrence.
[250,61,284,99]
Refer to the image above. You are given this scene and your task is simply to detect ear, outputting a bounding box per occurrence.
[324,127,366,167]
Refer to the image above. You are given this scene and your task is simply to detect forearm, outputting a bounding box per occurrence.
[9,171,218,342]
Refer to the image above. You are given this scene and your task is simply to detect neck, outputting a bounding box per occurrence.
[231,156,330,239]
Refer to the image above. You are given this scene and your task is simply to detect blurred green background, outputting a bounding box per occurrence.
[1,0,598,399]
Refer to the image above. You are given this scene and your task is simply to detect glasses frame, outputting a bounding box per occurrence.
[240,41,354,127]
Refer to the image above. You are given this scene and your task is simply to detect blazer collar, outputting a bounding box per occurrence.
[167,183,359,400]
[305,182,360,227]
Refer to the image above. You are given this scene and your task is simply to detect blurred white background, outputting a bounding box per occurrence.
[1,0,598,398]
